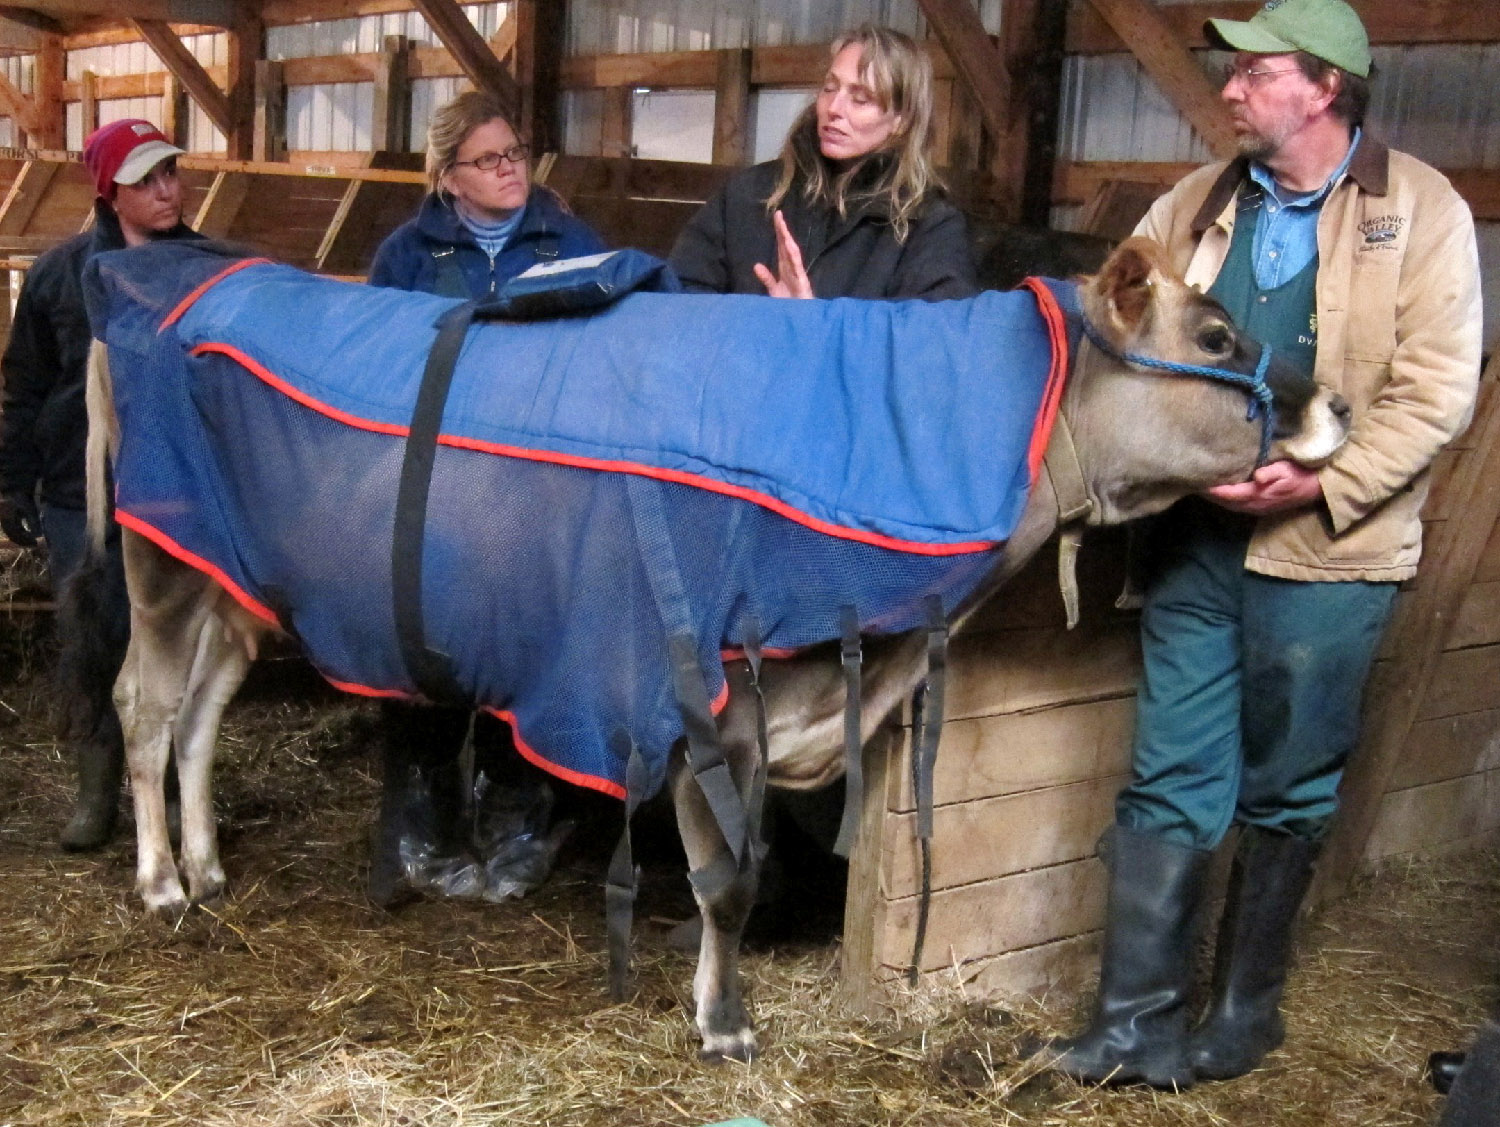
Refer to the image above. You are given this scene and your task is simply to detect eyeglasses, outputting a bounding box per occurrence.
[453,144,531,171]
[1222,63,1302,87]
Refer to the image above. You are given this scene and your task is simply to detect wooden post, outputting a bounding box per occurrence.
[80,70,98,140]
[161,73,188,148]
[600,85,632,159]
[711,47,751,166]
[225,10,261,159]
[252,60,285,163]
[28,34,64,151]
[1000,0,1067,227]
[515,0,564,154]
[371,34,411,155]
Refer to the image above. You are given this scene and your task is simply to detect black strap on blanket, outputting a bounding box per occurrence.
[605,732,650,1000]
[909,595,950,984]
[740,615,770,851]
[392,301,475,705]
[626,475,749,869]
[833,606,863,859]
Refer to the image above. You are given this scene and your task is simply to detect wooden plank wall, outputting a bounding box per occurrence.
[844,532,1139,1003]
[1363,360,1500,862]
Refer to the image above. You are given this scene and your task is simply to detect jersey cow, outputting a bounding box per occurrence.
[80,237,1348,1063]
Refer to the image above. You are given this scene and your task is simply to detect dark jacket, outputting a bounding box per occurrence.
[0,201,200,511]
[367,187,607,298]
[668,158,976,300]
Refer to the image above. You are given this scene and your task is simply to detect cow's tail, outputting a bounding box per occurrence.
[56,341,128,743]
[83,339,118,559]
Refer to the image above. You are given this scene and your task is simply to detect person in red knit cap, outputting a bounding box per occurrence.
[0,119,200,850]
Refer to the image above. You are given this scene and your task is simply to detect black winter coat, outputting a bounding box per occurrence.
[0,202,200,510]
[668,159,976,300]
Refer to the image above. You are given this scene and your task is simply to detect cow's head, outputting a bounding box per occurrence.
[1067,237,1350,524]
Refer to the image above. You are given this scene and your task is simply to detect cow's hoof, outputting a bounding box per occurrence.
[141,889,190,920]
[699,1029,757,1063]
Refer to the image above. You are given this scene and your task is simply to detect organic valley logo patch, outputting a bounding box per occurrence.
[1359,215,1405,249]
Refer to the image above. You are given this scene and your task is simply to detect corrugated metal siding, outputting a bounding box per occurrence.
[0,54,34,147]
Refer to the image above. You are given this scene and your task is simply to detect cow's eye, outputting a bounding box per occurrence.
[1197,323,1233,355]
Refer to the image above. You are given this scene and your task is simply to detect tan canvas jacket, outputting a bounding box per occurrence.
[1136,138,1484,582]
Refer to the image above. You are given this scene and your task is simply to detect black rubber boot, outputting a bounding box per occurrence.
[59,718,125,852]
[470,713,567,901]
[1045,826,1210,1089]
[368,702,474,906]
[1187,827,1320,1080]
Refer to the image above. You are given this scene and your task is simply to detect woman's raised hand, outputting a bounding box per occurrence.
[752,210,815,299]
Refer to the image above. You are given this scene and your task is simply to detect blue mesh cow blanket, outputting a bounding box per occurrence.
[84,243,1071,801]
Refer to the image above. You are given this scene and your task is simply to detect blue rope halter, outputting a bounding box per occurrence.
[1076,313,1278,468]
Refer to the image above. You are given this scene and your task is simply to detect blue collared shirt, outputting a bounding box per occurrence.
[1245,128,1362,289]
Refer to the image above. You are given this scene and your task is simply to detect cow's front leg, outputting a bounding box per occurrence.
[670,660,763,1062]
[172,605,254,904]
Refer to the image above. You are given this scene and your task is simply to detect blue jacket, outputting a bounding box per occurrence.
[367,187,606,298]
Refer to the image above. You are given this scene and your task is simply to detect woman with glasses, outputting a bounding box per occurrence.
[370,89,605,296]
[670,23,975,302]
[365,91,606,908]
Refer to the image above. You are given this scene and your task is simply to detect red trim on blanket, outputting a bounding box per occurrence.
[190,342,1003,558]
[720,645,803,662]
[115,509,283,628]
[1020,277,1071,485]
[320,677,413,699]
[480,674,732,802]
[159,258,273,332]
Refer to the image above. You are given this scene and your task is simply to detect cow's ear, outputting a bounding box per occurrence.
[1095,237,1169,334]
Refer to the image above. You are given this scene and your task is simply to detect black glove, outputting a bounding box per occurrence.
[0,492,40,547]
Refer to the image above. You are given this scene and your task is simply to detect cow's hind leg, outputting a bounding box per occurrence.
[172,594,259,904]
[670,660,763,1062]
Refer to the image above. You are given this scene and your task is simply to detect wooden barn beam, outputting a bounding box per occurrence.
[370,33,410,154]
[28,32,64,150]
[79,67,97,136]
[514,0,564,154]
[0,11,55,51]
[410,0,520,118]
[1083,0,1238,158]
[600,85,631,158]
[132,18,232,137]
[999,0,1068,226]
[252,59,285,162]
[161,72,188,146]
[224,7,260,159]
[42,0,240,26]
[711,47,751,166]
[1068,0,1500,53]
[192,167,249,236]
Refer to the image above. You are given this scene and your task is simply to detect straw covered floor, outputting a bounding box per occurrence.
[0,553,1496,1126]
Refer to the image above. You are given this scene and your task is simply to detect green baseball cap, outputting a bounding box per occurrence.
[1205,0,1371,78]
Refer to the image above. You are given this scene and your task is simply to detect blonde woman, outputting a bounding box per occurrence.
[370,90,604,296]
[670,24,974,300]
[365,91,604,907]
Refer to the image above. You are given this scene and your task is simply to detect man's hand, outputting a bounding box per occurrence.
[1203,461,1324,515]
[0,492,40,547]
[752,210,815,299]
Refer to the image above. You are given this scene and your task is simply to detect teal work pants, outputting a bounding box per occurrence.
[1115,502,1398,851]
